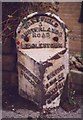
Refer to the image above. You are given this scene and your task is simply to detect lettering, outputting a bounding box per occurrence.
[21,43,62,49]
[58,72,64,81]
[45,81,64,101]
[18,62,40,84]
[46,92,59,104]
[45,72,64,90]
[47,65,65,80]
[58,81,64,89]
[45,86,58,99]
[45,81,64,100]
[39,16,59,28]
[46,78,57,89]
[21,70,36,87]
[32,32,50,38]
[22,18,38,29]
[22,16,59,29]
[23,27,62,37]
[20,15,64,49]
[51,92,59,101]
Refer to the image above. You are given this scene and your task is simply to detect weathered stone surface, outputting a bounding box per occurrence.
[2,55,17,71]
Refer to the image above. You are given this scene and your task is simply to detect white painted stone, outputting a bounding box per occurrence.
[16,12,69,109]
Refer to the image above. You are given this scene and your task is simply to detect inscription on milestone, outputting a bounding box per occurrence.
[16,14,65,49]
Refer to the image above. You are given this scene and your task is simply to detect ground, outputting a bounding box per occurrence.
[2,87,82,119]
